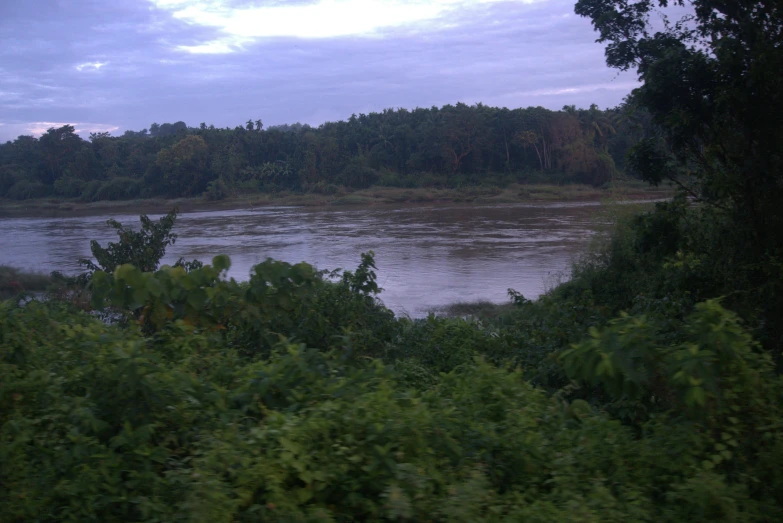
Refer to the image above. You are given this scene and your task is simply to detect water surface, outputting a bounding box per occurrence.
[0,202,608,316]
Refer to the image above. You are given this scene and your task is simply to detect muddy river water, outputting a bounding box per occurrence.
[0,201,615,316]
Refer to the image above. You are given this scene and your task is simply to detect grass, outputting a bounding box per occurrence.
[0,179,675,218]
[519,184,603,200]
[0,265,52,300]
[330,194,377,206]
[430,300,516,319]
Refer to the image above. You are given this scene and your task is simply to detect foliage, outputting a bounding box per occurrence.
[203,177,228,201]
[3,275,782,520]
[561,300,770,419]
[575,0,783,224]
[87,249,396,358]
[0,265,52,301]
[79,179,104,202]
[80,210,181,274]
[155,135,211,196]
[557,195,783,364]
[0,103,654,204]
[386,315,505,378]
[292,252,398,356]
[53,176,87,198]
[92,177,143,201]
[575,0,783,362]
[5,180,50,200]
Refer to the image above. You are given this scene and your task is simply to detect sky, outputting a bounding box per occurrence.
[0,0,641,142]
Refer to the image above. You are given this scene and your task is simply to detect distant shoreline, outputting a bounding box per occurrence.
[0,182,673,218]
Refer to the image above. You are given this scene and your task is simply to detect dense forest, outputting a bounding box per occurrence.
[3,0,783,520]
[0,103,650,202]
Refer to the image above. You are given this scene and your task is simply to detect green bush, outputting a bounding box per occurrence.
[92,177,143,201]
[337,157,379,189]
[0,265,52,300]
[236,179,261,194]
[87,249,395,358]
[79,179,103,201]
[307,181,342,195]
[0,166,21,197]
[5,180,51,200]
[388,315,503,375]
[203,177,228,200]
[53,176,87,198]
[3,289,781,521]
[80,210,180,274]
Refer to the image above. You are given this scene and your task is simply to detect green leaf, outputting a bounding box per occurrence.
[212,254,231,272]
[146,278,164,297]
[132,287,148,306]
[187,288,208,309]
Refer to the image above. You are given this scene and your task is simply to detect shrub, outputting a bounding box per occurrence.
[388,315,503,374]
[79,179,103,201]
[0,265,52,300]
[3,294,781,521]
[92,177,143,201]
[89,250,395,358]
[236,179,260,194]
[5,180,51,200]
[0,166,21,197]
[307,181,341,195]
[203,177,228,200]
[337,157,379,188]
[53,176,87,198]
[80,209,181,274]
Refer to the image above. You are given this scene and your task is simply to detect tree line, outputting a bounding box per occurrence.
[0,103,652,202]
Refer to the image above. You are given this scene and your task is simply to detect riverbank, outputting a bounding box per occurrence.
[427,300,517,319]
[0,265,52,300]
[0,181,672,217]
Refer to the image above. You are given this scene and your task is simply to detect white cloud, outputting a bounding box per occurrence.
[18,122,120,138]
[513,81,640,98]
[150,0,544,53]
[76,61,109,72]
[179,40,236,54]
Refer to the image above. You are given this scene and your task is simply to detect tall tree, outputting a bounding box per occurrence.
[575,0,783,358]
[37,125,83,184]
[575,0,783,242]
[155,135,211,196]
[439,103,489,177]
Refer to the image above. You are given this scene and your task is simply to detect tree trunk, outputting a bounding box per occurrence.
[503,130,510,172]
[532,143,544,171]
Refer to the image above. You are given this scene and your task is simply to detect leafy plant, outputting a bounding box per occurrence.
[79,209,200,277]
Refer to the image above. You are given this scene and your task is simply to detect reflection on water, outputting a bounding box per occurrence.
[0,202,605,316]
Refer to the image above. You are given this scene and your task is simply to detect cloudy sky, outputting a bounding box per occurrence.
[0,0,640,142]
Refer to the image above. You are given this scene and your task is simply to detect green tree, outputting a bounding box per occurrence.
[575,0,783,237]
[575,0,783,358]
[37,125,83,184]
[439,103,489,178]
[80,209,180,274]
[155,135,212,196]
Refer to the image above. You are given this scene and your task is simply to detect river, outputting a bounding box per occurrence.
[0,201,612,316]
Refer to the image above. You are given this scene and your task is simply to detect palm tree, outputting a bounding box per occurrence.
[579,104,616,151]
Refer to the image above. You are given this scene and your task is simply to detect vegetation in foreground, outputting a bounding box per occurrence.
[2,0,783,521]
[0,265,52,301]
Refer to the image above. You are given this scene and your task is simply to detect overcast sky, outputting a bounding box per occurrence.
[0,0,640,142]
